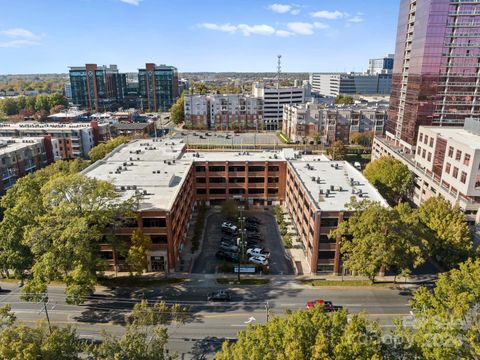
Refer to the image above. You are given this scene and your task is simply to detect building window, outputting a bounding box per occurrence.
[448,146,454,157]
[445,162,451,174]
[248,166,265,172]
[464,154,470,166]
[455,150,462,161]
[248,188,264,194]
[208,166,225,172]
[424,135,428,145]
[196,177,206,183]
[209,177,226,183]
[268,166,280,172]
[196,188,206,194]
[460,171,467,184]
[248,177,264,183]
[229,177,245,183]
[267,188,279,195]
[229,165,245,172]
[151,235,168,244]
[452,167,459,179]
[422,149,426,159]
[229,188,245,194]
[317,251,336,259]
[142,218,166,227]
[268,177,279,183]
[319,234,336,243]
[419,133,423,142]
[429,137,434,147]
[427,152,432,162]
[417,146,421,154]
[195,166,206,172]
[209,188,226,194]
[320,218,338,227]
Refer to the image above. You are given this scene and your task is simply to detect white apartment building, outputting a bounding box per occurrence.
[283,103,387,144]
[184,94,263,130]
[309,73,391,97]
[252,82,309,131]
[372,118,480,226]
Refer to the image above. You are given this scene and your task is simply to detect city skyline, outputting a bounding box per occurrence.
[0,0,399,74]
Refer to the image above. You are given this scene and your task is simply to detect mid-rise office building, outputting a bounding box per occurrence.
[309,73,392,97]
[0,137,56,194]
[184,94,263,130]
[282,103,387,144]
[368,54,395,75]
[252,82,309,131]
[373,117,480,227]
[381,0,480,153]
[69,64,126,112]
[0,121,110,159]
[82,138,387,274]
[138,63,179,112]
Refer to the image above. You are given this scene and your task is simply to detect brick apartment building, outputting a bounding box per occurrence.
[0,137,55,195]
[0,121,111,159]
[83,139,386,274]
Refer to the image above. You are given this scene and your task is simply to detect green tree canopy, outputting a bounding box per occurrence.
[418,196,472,268]
[331,199,426,283]
[88,135,131,163]
[364,156,413,205]
[217,307,384,360]
[170,93,185,125]
[335,95,354,105]
[328,140,347,160]
[126,229,152,275]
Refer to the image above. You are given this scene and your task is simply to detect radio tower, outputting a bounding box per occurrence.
[276,55,282,89]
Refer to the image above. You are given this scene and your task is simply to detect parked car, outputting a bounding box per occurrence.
[220,243,239,253]
[207,290,231,302]
[247,216,262,224]
[221,236,237,244]
[216,250,238,262]
[247,247,270,258]
[305,299,341,312]
[222,222,238,232]
[247,232,262,241]
[246,225,259,233]
[249,255,268,266]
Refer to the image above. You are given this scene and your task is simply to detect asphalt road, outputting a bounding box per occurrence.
[192,211,294,275]
[0,279,414,359]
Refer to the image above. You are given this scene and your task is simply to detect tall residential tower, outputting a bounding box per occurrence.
[384,0,480,152]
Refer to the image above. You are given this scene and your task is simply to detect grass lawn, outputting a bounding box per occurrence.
[98,277,185,288]
[300,279,395,287]
[216,278,270,285]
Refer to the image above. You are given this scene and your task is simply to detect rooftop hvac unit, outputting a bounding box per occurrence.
[132,185,137,190]
[330,185,334,191]
[143,190,147,195]
[120,186,125,190]
[311,176,316,181]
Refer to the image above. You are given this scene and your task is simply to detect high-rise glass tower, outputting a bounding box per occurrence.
[138,64,179,112]
[386,0,480,152]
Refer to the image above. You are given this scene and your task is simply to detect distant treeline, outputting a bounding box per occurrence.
[0,93,68,119]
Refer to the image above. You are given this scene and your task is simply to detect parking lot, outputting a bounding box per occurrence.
[192,210,294,275]
[172,131,281,148]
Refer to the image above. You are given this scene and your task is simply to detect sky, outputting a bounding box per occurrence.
[0,0,400,74]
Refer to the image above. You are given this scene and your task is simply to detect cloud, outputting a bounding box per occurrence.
[347,16,364,23]
[268,3,300,15]
[311,10,346,19]
[275,30,294,37]
[0,28,41,40]
[268,3,292,13]
[287,22,314,35]
[199,23,277,36]
[119,0,142,5]
[313,22,329,30]
[0,27,42,48]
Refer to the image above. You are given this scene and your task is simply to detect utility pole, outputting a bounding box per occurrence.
[276,55,282,132]
[41,294,52,334]
[265,301,270,322]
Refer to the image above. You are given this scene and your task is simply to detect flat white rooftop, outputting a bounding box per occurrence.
[288,159,389,211]
[422,126,480,150]
[0,122,98,130]
[0,137,44,156]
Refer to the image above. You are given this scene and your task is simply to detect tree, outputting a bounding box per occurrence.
[418,196,472,268]
[364,156,413,205]
[127,229,152,275]
[335,95,354,105]
[221,199,238,222]
[88,135,131,162]
[331,199,425,283]
[18,173,137,304]
[350,131,374,146]
[0,322,83,360]
[217,307,384,360]
[90,299,187,360]
[313,132,321,144]
[392,258,480,359]
[34,93,51,112]
[170,94,185,125]
[328,140,347,160]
